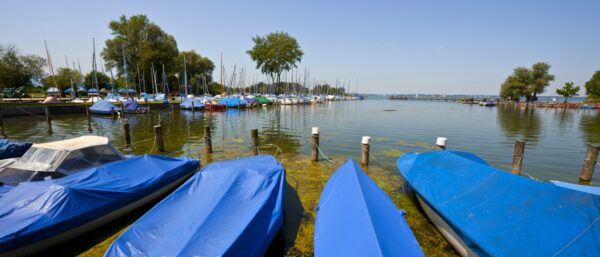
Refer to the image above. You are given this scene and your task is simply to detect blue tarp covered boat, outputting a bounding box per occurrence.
[218,97,248,108]
[551,180,600,195]
[104,155,285,257]
[0,155,199,256]
[180,99,205,110]
[90,100,117,115]
[315,159,424,257]
[123,99,146,113]
[0,139,31,160]
[397,150,600,257]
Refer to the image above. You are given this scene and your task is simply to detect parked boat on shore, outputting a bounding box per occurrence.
[0,154,199,256]
[397,150,600,257]
[104,155,284,257]
[315,159,424,257]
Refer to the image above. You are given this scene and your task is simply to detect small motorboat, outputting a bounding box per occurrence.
[0,139,31,160]
[179,99,205,110]
[122,99,148,114]
[89,99,118,115]
[0,136,125,197]
[0,154,199,256]
[104,155,284,257]
[397,150,600,257]
[205,103,227,110]
[315,159,424,257]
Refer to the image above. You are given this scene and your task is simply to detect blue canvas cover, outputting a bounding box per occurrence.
[180,99,205,109]
[123,99,139,112]
[104,155,285,257]
[0,139,32,159]
[315,159,424,257]
[0,155,199,254]
[219,97,247,107]
[90,100,117,114]
[397,150,600,257]
[551,180,600,195]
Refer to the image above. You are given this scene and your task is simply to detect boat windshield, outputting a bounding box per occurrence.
[56,145,124,175]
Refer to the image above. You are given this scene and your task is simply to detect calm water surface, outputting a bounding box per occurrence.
[3,99,600,256]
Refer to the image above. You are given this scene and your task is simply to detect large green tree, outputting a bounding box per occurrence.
[0,45,46,89]
[500,62,554,102]
[584,70,600,100]
[246,32,303,94]
[102,15,178,88]
[41,68,82,91]
[556,82,579,102]
[177,50,214,94]
[84,71,112,89]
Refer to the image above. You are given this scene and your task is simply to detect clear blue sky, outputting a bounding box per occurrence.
[2,0,599,94]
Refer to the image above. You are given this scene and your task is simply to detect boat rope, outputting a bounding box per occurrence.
[260,144,284,162]
[315,144,335,164]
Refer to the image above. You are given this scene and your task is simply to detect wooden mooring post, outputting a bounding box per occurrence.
[44,106,51,125]
[120,104,126,118]
[435,137,447,150]
[86,104,92,132]
[361,136,371,166]
[311,127,320,162]
[511,140,526,175]
[123,119,132,150]
[192,101,195,115]
[579,144,600,184]
[154,125,165,152]
[251,128,259,155]
[204,126,213,153]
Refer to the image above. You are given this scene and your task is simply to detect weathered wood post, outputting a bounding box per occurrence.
[361,136,371,166]
[123,119,132,150]
[154,124,165,152]
[44,105,51,126]
[86,104,92,132]
[511,140,526,175]
[120,103,126,118]
[435,137,447,150]
[251,128,259,155]
[145,99,150,113]
[579,144,600,184]
[311,127,320,162]
[204,125,213,153]
[192,101,195,114]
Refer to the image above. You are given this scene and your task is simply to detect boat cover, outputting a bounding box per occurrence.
[104,155,285,257]
[551,180,600,195]
[90,100,117,114]
[397,150,600,257]
[315,159,424,257]
[255,96,271,104]
[245,98,257,106]
[0,139,32,159]
[180,99,205,109]
[123,99,139,112]
[218,97,247,107]
[0,155,199,253]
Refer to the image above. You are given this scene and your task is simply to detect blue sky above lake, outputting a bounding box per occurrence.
[1,0,599,94]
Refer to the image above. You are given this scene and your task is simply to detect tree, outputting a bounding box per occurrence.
[177,50,214,94]
[84,71,111,89]
[584,70,600,101]
[499,62,554,102]
[102,15,178,88]
[246,32,303,94]
[556,82,580,102]
[41,68,82,90]
[0,45,46,89]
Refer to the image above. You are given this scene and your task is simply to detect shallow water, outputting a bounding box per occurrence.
[3,99,600,256]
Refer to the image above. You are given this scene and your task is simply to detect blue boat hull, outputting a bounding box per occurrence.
[104,155,285,257]
[0,155,199,256]
[397,151,600,257]
[315,159,424,257]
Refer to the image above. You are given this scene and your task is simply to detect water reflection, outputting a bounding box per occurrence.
[497,105,542,142]
[552,109,574,133]
[579,111,600,144]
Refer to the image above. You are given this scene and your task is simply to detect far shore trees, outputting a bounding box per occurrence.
[500,62,555,102]
[584,70,600,101]
[556,82,579,102]
[247,32,303,94]
[0,45,46,89]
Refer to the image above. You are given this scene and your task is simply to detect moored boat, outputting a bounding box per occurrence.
[397,150,600,257]
[89,99,117,115]
[315,159,424,257]
[104,155,284,257]
[179,99,205,110]
[0,154,199,256]
[0,139,31,160]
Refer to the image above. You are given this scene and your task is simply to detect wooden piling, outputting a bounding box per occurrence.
[361,136,371,166]
[154,125,165,152]
[123,119,131,150]
[579,144,600,184]
[311,127,319,162]
[204,126,213,153]
[86,104,92,132]
[251,128,259,155]
[192,101,195,114]
[511,140,526,175]
[44,106,51,126]
[120,103,126,118]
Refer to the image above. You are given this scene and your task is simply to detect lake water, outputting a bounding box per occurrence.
[3,99,600,256]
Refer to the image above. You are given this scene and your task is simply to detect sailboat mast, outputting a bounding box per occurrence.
[92,38,99,91]
[183,55,188,96]
[44,40,58,89]
[122,45,129,96]
[65,56,75,99]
